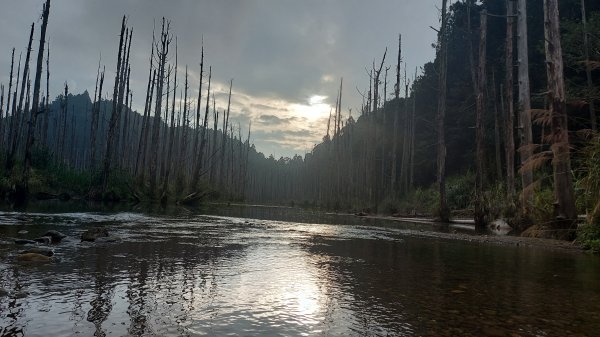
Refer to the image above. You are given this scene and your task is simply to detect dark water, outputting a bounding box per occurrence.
[0,205,599,336]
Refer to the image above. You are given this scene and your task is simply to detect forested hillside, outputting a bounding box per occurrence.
[243,0,600,241]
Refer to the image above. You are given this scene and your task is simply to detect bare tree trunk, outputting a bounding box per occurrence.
[517,0,534,210]
[149,19,171,198]
[543,0,577,226]
[505,0,516,202]
[101,16,127,193]
[436,0,449,221]
[409,67,417,189]
[219,79,232,190]
[134,28,155,178]
[176,67,190,193]
[191,41,204,188]
[7,24,34,172]
[162,40,178,199]
[581,0,595,131]
[3,48,15,149]
[191,58,210,191]
[59,83,68,163]
[474,10,488,228]
[391,34,401,193]
[492,71,502,181]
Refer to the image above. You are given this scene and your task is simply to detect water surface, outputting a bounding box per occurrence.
[0,205,599,336]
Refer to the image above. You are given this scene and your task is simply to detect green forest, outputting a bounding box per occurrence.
[1,0,599,249]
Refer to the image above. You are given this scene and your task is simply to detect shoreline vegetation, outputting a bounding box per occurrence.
[0,1,599,252]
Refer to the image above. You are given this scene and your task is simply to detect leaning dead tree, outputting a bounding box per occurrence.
[6,24,34,172]
[101,16,130,193]
[22,0,51,192]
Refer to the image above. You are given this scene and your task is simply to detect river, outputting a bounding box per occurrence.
[1,205,599,336]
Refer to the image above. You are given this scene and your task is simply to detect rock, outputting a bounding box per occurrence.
[33,236,52,244]
[14,239,37,245]
[43,230,67,243]
[17,230,28,235]
[14,291,29,299]
[0,288,8,297]
[355,212,368,217]
[81,228,109,242]
[21,247,54,257]
[95,235,121,243]
[15,253,52,262]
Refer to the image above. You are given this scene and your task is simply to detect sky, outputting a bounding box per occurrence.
[0,0,439,158]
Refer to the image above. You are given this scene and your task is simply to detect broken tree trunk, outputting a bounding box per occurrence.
[22,0,51,190]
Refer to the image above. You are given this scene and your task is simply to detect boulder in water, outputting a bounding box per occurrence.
[0,288,8,297]
[95,235,122,244]
[43,230,67,243]
[81,228,109,242]
[33,236,52,244]
[16,253,52,262]
[17,230,28,235]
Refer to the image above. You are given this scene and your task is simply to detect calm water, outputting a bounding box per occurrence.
[0,205,599,336]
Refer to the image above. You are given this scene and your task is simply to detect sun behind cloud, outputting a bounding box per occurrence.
[289,95,331,121]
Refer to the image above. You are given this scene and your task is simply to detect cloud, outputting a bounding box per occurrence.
[0,0,439,158]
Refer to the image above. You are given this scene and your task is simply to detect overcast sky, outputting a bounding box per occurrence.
[0,0,439,158]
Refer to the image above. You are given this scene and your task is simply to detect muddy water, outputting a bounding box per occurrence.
[0,205,599,336]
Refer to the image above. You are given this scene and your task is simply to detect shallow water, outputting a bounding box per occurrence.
[0,205,599,336]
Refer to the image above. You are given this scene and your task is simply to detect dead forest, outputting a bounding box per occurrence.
[1,0,599,241]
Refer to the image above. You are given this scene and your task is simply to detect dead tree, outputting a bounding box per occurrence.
[219,79,233,190]
[474,10,488,228]
[517,0,534,209]
[161,39,178,199]
[22,0,51,189]
[149,18,171,197]
[191,41,205,189]
[505,0,516,201]
[7,24,34,172]
[3,48,15,149]
[391,35,401,192]
[101,16,127,193]
[436,0,450,221]
[543,0,577,225]
[135,26,156,178]
[492,71,503,181]
[581,0,595,131]
[176,66,190,193]
[191,65,211,191]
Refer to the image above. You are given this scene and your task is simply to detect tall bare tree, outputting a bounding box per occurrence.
[517,0,534,209]
[543,0,577,226]
[436,0,450,221]
[474,10,488,228]
[505,0,516,202]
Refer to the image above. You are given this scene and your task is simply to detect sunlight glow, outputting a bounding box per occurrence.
[290,95,331,121]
